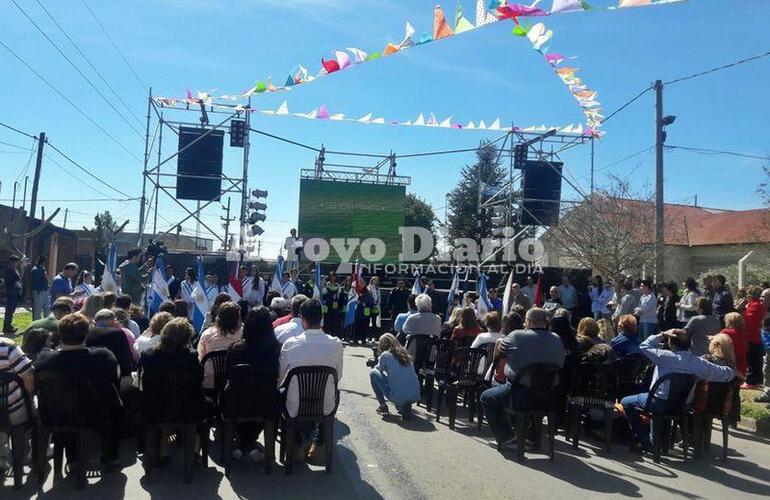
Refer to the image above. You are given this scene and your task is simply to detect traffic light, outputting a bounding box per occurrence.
[230,119,246,147]
[248,187,268,236]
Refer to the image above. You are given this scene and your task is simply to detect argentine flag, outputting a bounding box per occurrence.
[99,243,119,293]
[411,269,423,295]
[343,262,363,329]
[476,273,492,318]
[148,254,170,316]
[270,255,285,293]
[191,256,209,332]
[446,268,460,318]
[312,261,322,301]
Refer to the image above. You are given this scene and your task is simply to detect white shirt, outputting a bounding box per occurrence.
[205,284,219,303]
[127,319,141,339]
[279,328,343,418]
[369,285,381,306]
[134,334,160,356]
[281,281,297,300]
[471,331,503,348]
[284,236,299,261]
[635,293,658,324]
[275,317,304,345]
[590,286,614,315]
[251,277,266,305]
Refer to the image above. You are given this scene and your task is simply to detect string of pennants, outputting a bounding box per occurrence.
[155,0,689,138]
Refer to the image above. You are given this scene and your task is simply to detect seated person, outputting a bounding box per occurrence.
[451,307,482,346]
[89,309,135,389]
[611,315,641,358]
[35,313,123,465]
[480,308,565,450]
[197,301,243,390]
[21,327,53,361]
[393,294,418,344]
[135,311,173,356]
[471,311,503,348]
[621,330,735,452]
[274,295,308,345]
[278,299,343,462]
[369,333,420,418]
[22,298,73,345]
[403,294,442,340]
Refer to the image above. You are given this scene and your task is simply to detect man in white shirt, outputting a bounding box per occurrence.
[520,276,536,306]
[275,295,308,344]
[634,279,658,339]
[278,299,343,461]
[281,271,298,300]
[284,228,301,272]
[558,275,577,312]
[205,274,220,303]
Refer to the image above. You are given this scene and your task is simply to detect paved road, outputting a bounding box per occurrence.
[5,344,770,499]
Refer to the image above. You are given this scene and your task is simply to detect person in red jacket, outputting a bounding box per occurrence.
[721,312,748,380]
[742,286,767,389]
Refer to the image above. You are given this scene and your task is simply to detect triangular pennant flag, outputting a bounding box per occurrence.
[417,32,433,44]
[526,22,553,50]
[545,52,565,65]
[316,105,330,119]
[276,100,289,115]
[489,118,501,130]
[334,50,352,70]
[284,74,295,87]
[478,120,487,129]
[366,52,381,61]
[433,5,455,40]
[347,47,368,63]
[383,43,400,55]
[439,116,453,128]
[551,0,584,13]
[427,112,438,126]
[330,113,345,120]
[496,3,548,20]
[466,121,476,129]
[512,23,529,36]
[619,0,652,7]
[476,0,497,26]
[414,113,425,126]
[357,112,373,123]
[399,21,416,48]
[321,58,340,74]
[371,117,386,124]
[455,1,476,33]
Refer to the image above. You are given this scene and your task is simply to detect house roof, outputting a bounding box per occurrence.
[607,198,770,246]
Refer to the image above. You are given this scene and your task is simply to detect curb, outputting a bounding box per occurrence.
[737,416,770,437]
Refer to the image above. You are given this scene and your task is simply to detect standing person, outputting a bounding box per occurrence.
[118,249,150,306]
[3,255,23,334]
[180,267,197,319]
[657,282,679,331]
[701,275,714,302]
[720,312,748,381]
[284,228,301,272]
[677,297,722,356]
[166,265,181,301]
[611,282,637,323]
[634,279,658,339]
[204,274,221,304]
[387,279,409,320]
[742,286,766,389]
[677,277,700,324]
[353,287,374,345]
[488,288,503,313]
[425,280,440,314]
[590,275,613,320]
[558,276,577,316]
[73,270,96,298]
[281,271,299,300]
[247,265,265,307]
[754,315,770,403]
[29,255,50,321]
[712,275,734,325]
[369,333,420,417]
[49,262,78,307]
[542,286,561,321]
[508,283,531,311]
[322,272,342,336]
[368,276,381,339]
[520,276,536,306]
[0,335,34,472]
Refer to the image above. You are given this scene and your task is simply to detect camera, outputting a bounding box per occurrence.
[145,239,167,259]
[365,346,381,368]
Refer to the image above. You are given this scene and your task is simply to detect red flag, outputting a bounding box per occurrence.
[228,260,243,301]
[352,262,365,295]
[534,274,543,307]
[321,58,340,74]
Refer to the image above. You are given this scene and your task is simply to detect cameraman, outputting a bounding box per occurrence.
[369,333,420,418]
[118,248,154,305]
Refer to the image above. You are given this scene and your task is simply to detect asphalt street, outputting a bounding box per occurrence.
[5,344,770,499]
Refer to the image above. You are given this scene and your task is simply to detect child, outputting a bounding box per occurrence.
[754,317,770,404]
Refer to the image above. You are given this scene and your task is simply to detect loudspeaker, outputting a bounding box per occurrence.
[520,160,563,226]
[176,127,224,201]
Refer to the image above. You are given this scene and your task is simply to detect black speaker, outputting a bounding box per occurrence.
[176,127,224,201]
[520,160,563,226]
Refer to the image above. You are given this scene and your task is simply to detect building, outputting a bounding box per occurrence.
[540,197,770,281]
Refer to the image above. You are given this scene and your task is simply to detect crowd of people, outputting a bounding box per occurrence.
[2,245,770,480]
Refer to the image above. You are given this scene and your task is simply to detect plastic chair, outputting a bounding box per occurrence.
[630,372,697,463]
[692,378,737,460]
[0,371,38,489]
[436,347,488,430]
[610,354,650,400]
[221,364,279,476]
[505,364,563,463]
[36,371,109,490]
[201,350,229,401]
[279,366,339,475]
[424,339,455,413]
[140,369,210,483]
[405,335,435,406]
[567,362,619,452]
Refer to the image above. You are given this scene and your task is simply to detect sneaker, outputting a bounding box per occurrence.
[231,449,243,460]
[376,404,390,414]
[249,449,265,463]
[753,392,770,403]
[740,383,761,390]
[497,437,518,452]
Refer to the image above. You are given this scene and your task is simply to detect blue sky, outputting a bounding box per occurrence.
[1,0,769,257]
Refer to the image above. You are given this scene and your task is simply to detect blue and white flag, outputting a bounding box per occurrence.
[191,256,209,332]
[270,255,285,293]
[343,262,363,329]
[446,267,460,318]
[148,254,170,316]
[312,261,322,301]
[99,243,119,293]
[476,273,492,317]
[411,269,423,295]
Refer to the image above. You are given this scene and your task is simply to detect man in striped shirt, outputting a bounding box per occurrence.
[0,337,34,469]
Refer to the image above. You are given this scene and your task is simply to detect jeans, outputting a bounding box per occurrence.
[31,290,49,320]
[746,342,764,385]
[621,392,669,449]
[370,368,391,406]
[3,297,18,332]
[638,322,657,340]
[480,382,519,444]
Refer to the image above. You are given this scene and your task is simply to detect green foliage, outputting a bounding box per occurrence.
[404,193,437,260]
[89,211,120,255]
[697,259,770,289]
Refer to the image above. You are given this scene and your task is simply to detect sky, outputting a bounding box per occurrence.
[1,0,769,258]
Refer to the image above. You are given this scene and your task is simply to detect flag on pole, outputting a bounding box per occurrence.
[148,254,170,316]
[100,243,119,293]
[411,270,423,295]
[227,259,243,302]
[312,261,322,301]
[501,269,515,315]
[270,255,285,293]
[476,273,492,317]
[191,256,209,332]
[343,262,363,329]
[534,274,544,307]
[446,267,460,318]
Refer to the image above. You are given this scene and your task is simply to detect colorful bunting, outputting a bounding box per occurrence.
[455,2,476,33]
[321,58,340,74]
[618,0,652,6]
[496,3,549,20]
[476,0,498,26]
[399,22,416,48]
[433,5,455,40]
[334,50,352,70]
[551,0,585,13]
[383,43,400,56]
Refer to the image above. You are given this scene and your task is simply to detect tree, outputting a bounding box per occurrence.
[87,211,120,257]
[447,143,507,247]
[404,193,437,259]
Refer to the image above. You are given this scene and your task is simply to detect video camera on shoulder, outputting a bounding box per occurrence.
[145,239,168,259]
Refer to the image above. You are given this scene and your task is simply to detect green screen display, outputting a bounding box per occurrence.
[298,179,406,263]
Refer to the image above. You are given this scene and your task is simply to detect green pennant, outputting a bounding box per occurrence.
[255,81,267,93]
[366,52,381,61]
[512,24,528,36]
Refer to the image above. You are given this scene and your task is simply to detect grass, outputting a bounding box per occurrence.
[741,388,770,422]
[0,310,32,341]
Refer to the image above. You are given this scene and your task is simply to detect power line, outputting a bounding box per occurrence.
[32,0,143,126]
[577,145,654,181]
[43,152,117,200]
[666,145,767,161]
[602,87,653,124]
[44,141,135,198]
[664,49,770,86]
[0,140,32,150]
[79,0,147,91]
[10,0,143,138]
[0,120,38,141]
[0,38,141,161]
[0,197,137,203]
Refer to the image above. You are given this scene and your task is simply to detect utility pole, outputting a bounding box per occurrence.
[63,208,68,228]
[654,79,665,282]
[221,197,234,252]
[29,132,45,220]
[238,98,252,255]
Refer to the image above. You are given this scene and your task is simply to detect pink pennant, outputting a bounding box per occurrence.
[316,105,330,119]
[496,4,549,20]
[545,53,565,65]
[321,58,340,74]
